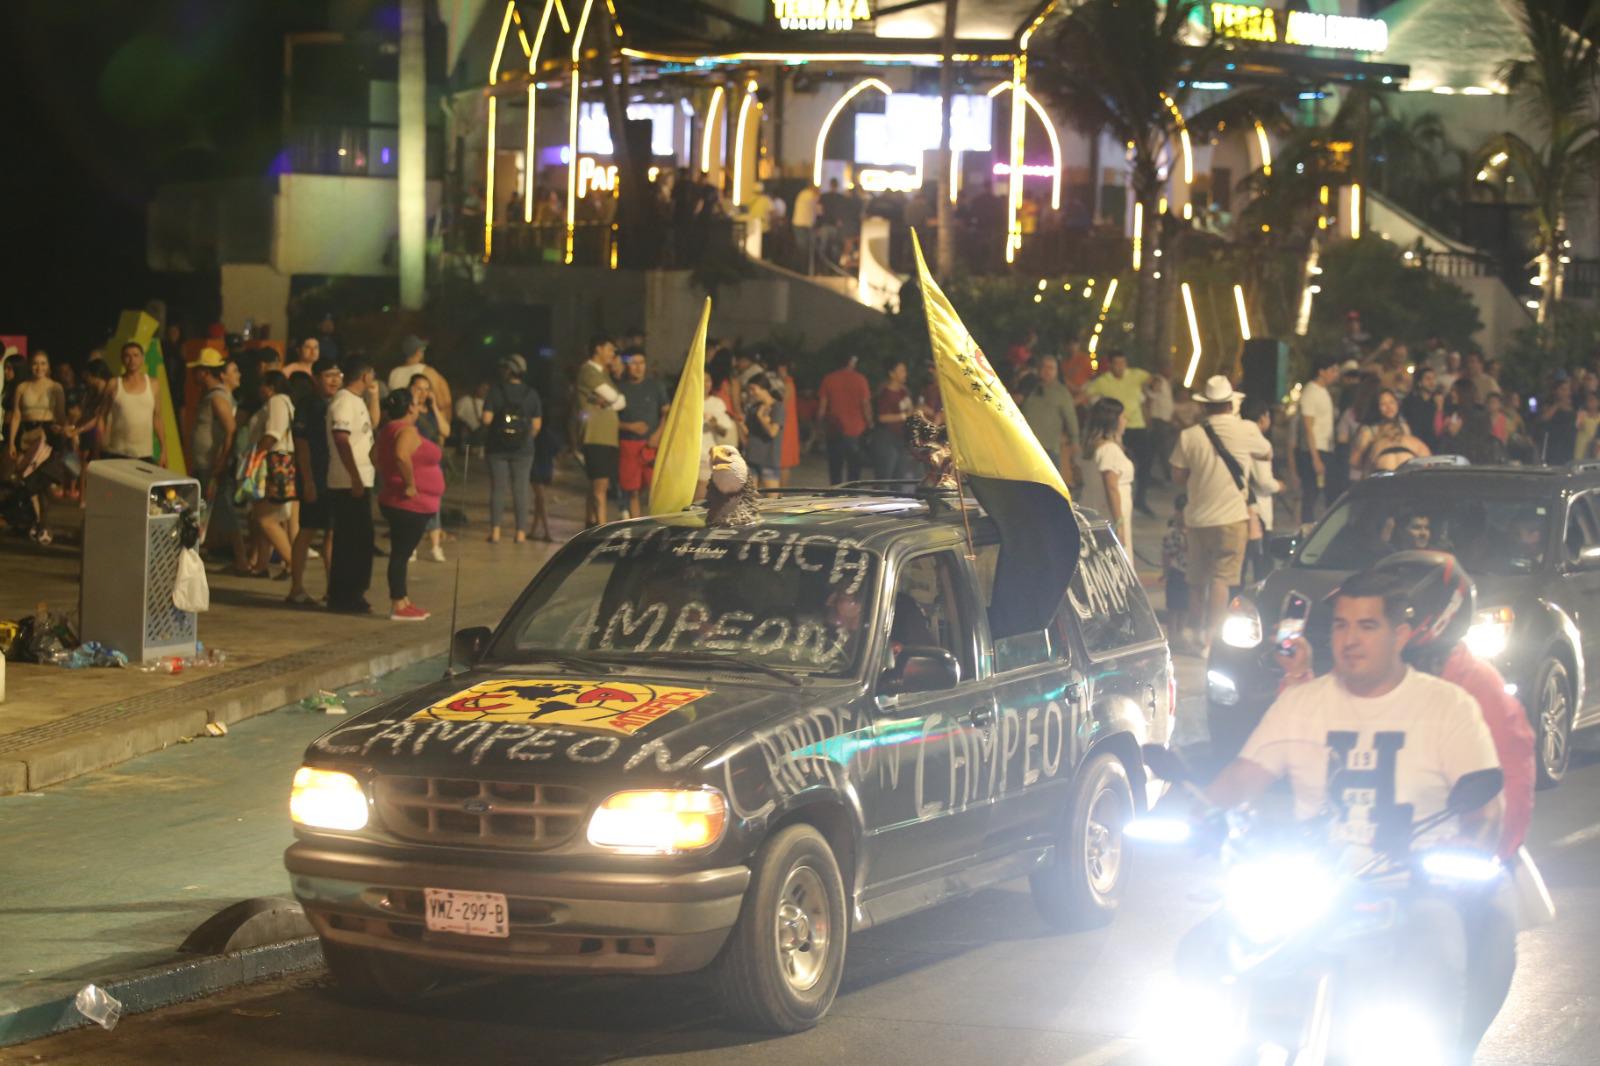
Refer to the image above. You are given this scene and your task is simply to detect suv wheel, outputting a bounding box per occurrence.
[1031,752,1133,931]
[321,941,446,1005]
[712,824,848,1033]
[1535,658,1574,789]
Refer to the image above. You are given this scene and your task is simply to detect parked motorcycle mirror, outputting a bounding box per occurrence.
[1141,742,1191,785]
[1446,768,1503,815]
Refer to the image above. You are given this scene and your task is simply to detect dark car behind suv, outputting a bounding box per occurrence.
[285,491,1174,1032]
[1207,461,1600,786]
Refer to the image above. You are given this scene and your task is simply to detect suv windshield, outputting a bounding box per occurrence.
[1297,492,1551,575]
[491,525,879,676]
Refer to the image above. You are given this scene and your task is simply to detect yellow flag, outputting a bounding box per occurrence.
[911,230,1078,639]
[647,297,711,515]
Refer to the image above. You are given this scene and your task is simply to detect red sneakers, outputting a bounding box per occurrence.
[389,603,431,622]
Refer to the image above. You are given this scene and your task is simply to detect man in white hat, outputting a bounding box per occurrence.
[1169,374,1272,651]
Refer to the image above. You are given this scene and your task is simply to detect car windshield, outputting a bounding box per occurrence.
[1297,492,1551,575]
[490,524,879,676]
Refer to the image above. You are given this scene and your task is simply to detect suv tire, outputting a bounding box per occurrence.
[1535,658,1574,789]
[1031,751,1133,930]
[321,941,446,1005]
[712,824,848,1033]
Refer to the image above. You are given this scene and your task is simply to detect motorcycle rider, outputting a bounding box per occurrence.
[1273,551,1535,1055]
[1207,565,1509,1062]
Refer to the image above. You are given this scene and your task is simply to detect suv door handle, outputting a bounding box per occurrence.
[966,705,996,728]
[1064,682,1084,701]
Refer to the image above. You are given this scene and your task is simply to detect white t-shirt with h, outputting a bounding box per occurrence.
[1242,669,1499,864]
[326,388,375,489]
[1300,380,1335,453]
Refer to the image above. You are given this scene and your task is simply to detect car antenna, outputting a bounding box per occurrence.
[444,553,463,679]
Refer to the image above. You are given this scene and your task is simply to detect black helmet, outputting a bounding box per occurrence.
[1366,551,1476,667]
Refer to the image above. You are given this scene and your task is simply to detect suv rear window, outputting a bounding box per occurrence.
[1066,526,1163,655]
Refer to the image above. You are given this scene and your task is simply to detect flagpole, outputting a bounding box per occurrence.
[950,458,977,562]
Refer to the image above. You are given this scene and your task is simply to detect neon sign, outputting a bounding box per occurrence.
[772,0,872,32]
[1210,3,1387,53]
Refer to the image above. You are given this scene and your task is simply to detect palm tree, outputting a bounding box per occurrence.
[1487,0,1600,325]
[1030,0,1284,363]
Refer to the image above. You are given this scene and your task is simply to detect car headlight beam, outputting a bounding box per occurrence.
[1219,596,1263,650]
[1225,852,1336,944]
[289,767,369,831]
[1463,607,1513,661]
[587,789,728,854]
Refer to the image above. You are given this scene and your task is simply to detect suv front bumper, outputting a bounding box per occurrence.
[286,841,750,975]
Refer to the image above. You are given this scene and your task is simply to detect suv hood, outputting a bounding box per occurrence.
[306,668,816,781]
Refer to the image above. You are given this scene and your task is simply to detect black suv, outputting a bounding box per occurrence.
[285,492,1174,1032]
[1207,461,1600,786]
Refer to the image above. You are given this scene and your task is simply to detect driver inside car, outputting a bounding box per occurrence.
[1205,566,1509,1063]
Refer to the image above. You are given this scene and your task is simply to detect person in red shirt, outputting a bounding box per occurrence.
[815,352,872,484]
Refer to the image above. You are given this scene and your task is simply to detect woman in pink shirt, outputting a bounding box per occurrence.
[375,389,444,621]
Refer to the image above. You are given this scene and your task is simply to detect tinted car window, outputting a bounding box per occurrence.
[499,525,878,675]
[1297,492,1552,574]
[1066,526,1163,656]
[972,542,1064,671]
[890,551,976,679]
[1565,493,1600,563]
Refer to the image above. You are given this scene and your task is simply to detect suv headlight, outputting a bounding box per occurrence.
[1219,596,1263,650]
[587,789,728,854]
[1464,607,1514,660]
[290,767,369,831]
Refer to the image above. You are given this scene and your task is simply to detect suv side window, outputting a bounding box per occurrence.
[889,551,977,680]
[1066,525,1163,656]
[1567,493,1600,563]
[972,542,1063,672]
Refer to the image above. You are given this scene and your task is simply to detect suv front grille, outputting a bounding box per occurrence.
[373,775,588,850]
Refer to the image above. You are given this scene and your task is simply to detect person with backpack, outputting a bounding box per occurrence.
[481,353,543,544]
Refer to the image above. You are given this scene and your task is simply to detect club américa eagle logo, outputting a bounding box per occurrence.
[408,679,710,735]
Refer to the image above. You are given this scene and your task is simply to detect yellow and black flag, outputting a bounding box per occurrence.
[911,231,1079,638]
[647,297,711,516]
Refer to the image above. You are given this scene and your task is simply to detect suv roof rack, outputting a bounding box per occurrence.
[1570,460,1600,475]
[1397,455,1471,472]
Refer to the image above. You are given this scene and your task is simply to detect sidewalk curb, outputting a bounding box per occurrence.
[0,632,449,795]
[0,938,324,1049]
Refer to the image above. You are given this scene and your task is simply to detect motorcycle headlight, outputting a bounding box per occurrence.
[1419,849,1502,885]
[1225,852,1337,944]
[1218,597,1263,650]
[289,767,369,831]
[1125,816,1193,844]
[1463,607,1514,661]
[587,789,728,854]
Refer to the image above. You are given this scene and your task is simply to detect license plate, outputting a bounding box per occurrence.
[422,888,509,938]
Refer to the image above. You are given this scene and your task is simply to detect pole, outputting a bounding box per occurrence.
[936,0,959,278]
[398,0,426,309]
[951,462,977,561]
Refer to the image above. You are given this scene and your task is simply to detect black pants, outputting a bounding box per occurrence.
[1295,449,1333,523]
[381,506,432,601]
[328,488,374,610]
[826,430,865,484]
[1125,426,1153,509]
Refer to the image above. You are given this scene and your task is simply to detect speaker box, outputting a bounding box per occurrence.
[1241,338,1289,403]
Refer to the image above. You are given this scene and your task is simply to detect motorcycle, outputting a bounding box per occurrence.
[1132,741,1506,1066]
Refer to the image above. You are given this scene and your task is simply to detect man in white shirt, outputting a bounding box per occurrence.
[1205,568,1507,1059]
[327,357,378,613]
[386,335,453,426]
[1169,376,1271,650]
[1295,355,1340,523]
[454,381,488,454]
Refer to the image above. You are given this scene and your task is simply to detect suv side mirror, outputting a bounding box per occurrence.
[880,646,960,696]
[1577,545,1600,571]
[453,626,493,665]
[1266,534,1299,563]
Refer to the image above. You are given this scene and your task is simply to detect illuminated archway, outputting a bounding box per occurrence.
[733,79,761,207]
[811,77,893,188]
[700,85,727,174]
[522,0,571,223]
[985,81,1062,211]
[484,0,535,260]
[565,0,600,263]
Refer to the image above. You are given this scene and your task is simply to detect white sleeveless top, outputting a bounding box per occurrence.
[106,376,156,458]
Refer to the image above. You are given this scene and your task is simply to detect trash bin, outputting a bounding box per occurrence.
[81,459,201,663]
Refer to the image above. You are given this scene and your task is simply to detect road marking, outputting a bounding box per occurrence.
[1063,1039,1138,1066]
[1552,823,1600,849]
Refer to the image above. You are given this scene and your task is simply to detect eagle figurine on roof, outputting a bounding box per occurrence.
[705,444,762,527]
[906,412,957,490]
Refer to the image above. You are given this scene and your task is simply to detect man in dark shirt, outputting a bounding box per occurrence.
[616,349,670,518]
[1402,365,1442,452]
[287,357,343,605]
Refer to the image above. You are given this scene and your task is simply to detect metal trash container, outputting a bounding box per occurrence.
[81,459,201,663]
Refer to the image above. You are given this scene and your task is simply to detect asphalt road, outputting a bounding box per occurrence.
[7,697,1600,1065]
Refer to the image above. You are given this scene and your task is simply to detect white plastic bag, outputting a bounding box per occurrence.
[174,547,210,613]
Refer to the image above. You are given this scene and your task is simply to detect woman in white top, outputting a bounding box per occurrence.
[242,370,299,578]
[96,342,169,463]
[1078,397,1135,551]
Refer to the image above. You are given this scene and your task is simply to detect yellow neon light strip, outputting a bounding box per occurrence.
[554,0,571,33]
[1254,120,1272,177]
[1100,277,1118,314]
[733,80,757,207]
[1007,57,1026,262]
[525,0,562,224]
[485,95,498,260]
[701,85,725,173]
[489,1,516,84]
[511,6,532,57]
[1160,92,1192,185]
[1181,282,1203,388]
[812,78,892,188]
[1233,283,1251,341]
[1132,201,1143,271]
[566,0,597,264]
[1349,182,1362,239]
